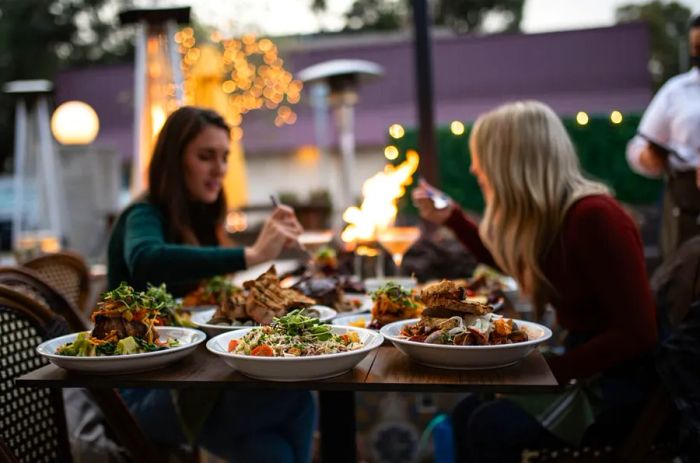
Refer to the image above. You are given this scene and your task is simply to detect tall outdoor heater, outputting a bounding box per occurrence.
[298,60,383,213]
[119,7,189,197]
[4,80,64,256]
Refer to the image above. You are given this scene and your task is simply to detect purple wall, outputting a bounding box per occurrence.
[55,23,651,160]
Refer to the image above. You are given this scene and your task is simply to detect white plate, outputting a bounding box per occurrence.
[175,298,218,313]
[342,294,373,313]
[37,327,206,374]
[332,313,372,329]
[207,325,383,382]
[191,305,338,337]
[498,276,519,303]
[380,318,552,370]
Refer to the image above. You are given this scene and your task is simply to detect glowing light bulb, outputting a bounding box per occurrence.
[450,120,465,136]
[576,111,589,126]
[384,145,399,160]
[50,101,99,145]
[388,124,405,139]
[610,110,623,124]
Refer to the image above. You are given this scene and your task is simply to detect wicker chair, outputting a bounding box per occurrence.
[0,437,19,463]
[0,287,73,462]
[0,266,87,331]
[21,251,90,316]
[0,281,169,462]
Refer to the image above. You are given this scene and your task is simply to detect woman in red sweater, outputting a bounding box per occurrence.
[413,101,658,461]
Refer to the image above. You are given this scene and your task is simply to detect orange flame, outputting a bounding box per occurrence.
[341,149,420,243]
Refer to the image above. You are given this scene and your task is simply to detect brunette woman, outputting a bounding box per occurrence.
[109,106,314,462]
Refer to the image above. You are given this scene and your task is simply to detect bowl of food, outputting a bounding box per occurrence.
[190,267,336,336]
[367,281,423,329]
[467,264,519,303]
[207,310,383,381]
[37,283,205,373]
[192,305,337,336]
[181,275,240,311]
[291,275,365,313]
[380,280,551,369]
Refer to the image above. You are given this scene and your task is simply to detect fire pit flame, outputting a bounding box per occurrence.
[341,149,420,244]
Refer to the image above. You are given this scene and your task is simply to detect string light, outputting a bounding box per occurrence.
[179,28,302,138]
[450,120,465,136]
[384,145,399,160]
[388,124,405,139]
[576,111,589,126]
[610,110,623,124]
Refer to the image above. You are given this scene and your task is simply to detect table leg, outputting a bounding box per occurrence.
[319,391,356,463]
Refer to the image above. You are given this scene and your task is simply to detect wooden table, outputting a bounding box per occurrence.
[18,345,558,462]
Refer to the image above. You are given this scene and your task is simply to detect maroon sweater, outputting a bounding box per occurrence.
[445,195,657,383]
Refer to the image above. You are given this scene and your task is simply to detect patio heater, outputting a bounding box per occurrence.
[4,80,64,258]
[297,60,384,213]
[119,7,189,197]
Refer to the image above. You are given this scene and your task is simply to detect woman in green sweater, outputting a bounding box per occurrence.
[109,106,315,462]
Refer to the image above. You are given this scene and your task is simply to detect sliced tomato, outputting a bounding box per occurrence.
[251,345,274,356]
[131,309,149,322]
[227,340,239,352]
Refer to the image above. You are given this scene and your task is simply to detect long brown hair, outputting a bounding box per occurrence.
[148,106,230,246]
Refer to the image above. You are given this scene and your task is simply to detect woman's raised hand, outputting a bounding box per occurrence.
[245,205,304,266]
[411,179,455,225]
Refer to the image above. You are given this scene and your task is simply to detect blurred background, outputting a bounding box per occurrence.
[1,1,699,461]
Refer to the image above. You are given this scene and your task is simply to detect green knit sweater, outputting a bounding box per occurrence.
[107,202,246,296]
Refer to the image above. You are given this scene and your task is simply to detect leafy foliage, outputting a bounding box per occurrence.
[616,0,692,88]
[393,114,663,216]
[311,0,524,34]
[0,0,134,171]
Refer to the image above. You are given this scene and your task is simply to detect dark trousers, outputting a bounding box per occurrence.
[661,171,700,259]
[451,394,645,463]
[452,395,563,463]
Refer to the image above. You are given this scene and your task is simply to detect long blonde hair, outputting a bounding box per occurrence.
[471,101,608,316]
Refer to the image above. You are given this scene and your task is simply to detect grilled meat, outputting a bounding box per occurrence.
[92,314,148,340]
[243,267,315,324]
[420,280,492,315]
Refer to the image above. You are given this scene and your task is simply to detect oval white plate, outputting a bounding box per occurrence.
[342,294,373,313]
[380,318,552,370]
[332,313,372,329]
[207,325,383,382]
[191,305,338,337]
[174,297,218,313]
[37,327,206,374]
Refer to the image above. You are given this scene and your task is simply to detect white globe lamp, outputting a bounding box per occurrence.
[51,101,100,145]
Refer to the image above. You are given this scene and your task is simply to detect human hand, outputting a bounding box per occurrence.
[245,206,304,266]
[411,179,455,225]
[638,143,666,175]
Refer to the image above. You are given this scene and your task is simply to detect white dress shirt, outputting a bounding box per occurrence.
[627,67,700,177]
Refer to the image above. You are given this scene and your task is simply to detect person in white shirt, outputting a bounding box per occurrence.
[627,15,700,257]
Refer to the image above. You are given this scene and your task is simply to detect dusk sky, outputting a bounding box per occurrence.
[135,0,700,36]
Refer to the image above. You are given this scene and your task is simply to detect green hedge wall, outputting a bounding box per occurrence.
[391,114,663,215]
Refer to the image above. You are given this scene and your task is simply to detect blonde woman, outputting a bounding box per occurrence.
[413,101,657,461]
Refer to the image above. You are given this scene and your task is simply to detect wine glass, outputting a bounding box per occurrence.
[376,226,420,275]
[297,230,334,254]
